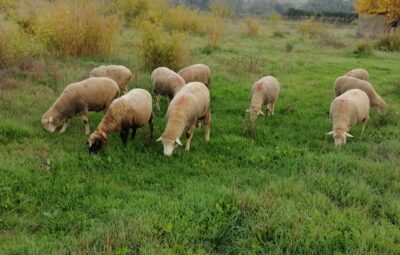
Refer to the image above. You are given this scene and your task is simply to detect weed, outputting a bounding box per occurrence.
[245,17,261,37]
[354,40,373,55]
[205,16,225,48]
[376,33,400,52]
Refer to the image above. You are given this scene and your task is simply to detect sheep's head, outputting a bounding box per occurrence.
[88,130,107,154]
[246,106,264,122]
[41,113,60,133]
[326,130,353,148]
[157,136,182,156]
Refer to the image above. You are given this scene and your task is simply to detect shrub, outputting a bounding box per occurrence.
[268,10,283,24]
[210,3,232,18]
[205,16,225,48]
[33,1,121,57]
[136,21,190,70]
[285,42,294,52]
[298,17,324,38]
[163,6,202,34]
[319,34,346,49]
[272,29,285,38]
[354,40,373,55]
[245,17,261,37]
[0,21,44,70]
[376,33,400,52]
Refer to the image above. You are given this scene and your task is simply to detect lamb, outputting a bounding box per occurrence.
[178,64,211,89]
[151,67,186,111]
[326,89,370,148]
[88,89,153,154]
[157,82,211,156]
[345,68,369,81]
[246,76,280,121]
[334,76,387,113]
[41,77,119,135]
[89,65,132,93]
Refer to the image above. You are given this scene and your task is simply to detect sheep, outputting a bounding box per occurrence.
[334,76,387,114]
[326,89,370,148]
[88,89,153,154]
[157,82,210,156]
[89,65,132,93]
[151,67,186,111]
[345,68,369,81]
[246,76,280,121]
[178,64,211,89]
[41,77,119,135]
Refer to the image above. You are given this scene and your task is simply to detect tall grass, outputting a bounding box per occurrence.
[136,21,189,70]
[34,1,121,57]
[205,16,225,48]
[245,17,261,37]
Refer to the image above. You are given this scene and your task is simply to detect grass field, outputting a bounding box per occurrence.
[1,19,400,254]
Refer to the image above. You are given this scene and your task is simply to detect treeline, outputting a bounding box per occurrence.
[286,8,358,24]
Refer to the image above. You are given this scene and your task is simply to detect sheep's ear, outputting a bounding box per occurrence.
[345,132,354,138]
[245,109,250,113]
[175,138,182,146]
[259,110,265,116]
[326,131,334,135]
[49,116,53,122]
[156,136,162,142]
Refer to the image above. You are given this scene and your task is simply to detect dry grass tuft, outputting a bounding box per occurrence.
[245,17,262,37]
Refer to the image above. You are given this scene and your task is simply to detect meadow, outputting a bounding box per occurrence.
[1,2,400,254]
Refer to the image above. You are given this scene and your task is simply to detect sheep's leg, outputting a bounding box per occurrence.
[361,118,369,137]
[81,109,90,135]
[131,127,137,141]
[185,125,195,151]
[203,108,211,142]
[266,104,272,116]
[156,94,161,111]
[120,126,129,145]
[148,114,154,138]
[59,118,70,133]
[271,102,275,115]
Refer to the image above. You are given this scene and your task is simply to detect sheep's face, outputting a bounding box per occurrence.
[41,114,59,133]
[326,130,353,148]
[157,136,182,156]
[249,106,264,122]
[88,133,106,154]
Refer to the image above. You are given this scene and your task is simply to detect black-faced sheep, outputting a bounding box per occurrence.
[88,89,153,154]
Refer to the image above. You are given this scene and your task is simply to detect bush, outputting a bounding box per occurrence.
[33,1,121,57]
[163,6,202,34]
[285,42,294,52]
[376,33,400,52]
[268,11,283,23]
[205,16,225,48]
[210,3,232,18]
[318,34,346,49]
[298,17,324,38]
[0,21,44,70]
[136,22,190,70]
[354,40,373,55]
[272,29,284,38]
[245,17,261,37]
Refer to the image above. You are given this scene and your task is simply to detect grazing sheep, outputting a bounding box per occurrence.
[178,64,211,89]
[246,76,280,121]
[151,67,186,111]
[157,82,210,156]
[89,65,132,93]
[334,76,386,113]
[345,68,369,81]
[326,89,370,148]
[41,77,119,135]
[88,89,153,154]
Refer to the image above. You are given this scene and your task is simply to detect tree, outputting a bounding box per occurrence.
[355,0,400,31]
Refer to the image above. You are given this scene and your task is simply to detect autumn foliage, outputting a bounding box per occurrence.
[355,0,400,26]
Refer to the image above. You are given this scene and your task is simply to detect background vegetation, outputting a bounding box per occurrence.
[1,0,400,254]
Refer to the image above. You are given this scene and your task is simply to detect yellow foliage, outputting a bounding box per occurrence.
[163,6,202,34]
[245,17,261,37]
[355,0,400,25]
[204,16,225,47]
[136,21,190,70]
[33,0,121,57]
[298,17,325,38]
[210,3,232,18]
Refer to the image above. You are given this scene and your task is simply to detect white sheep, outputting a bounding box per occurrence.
[41,77,119,135]
[345,68,369,81]
[326,89,370,148]
[246,76,280,121]
[87,88,153,154]
[334,76,386,113]
[151,67,186,111]
[157,82,210,156]
[178,64,211,89]
[89,65,132,93]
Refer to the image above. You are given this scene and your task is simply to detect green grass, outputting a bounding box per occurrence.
[1,21,400,254]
